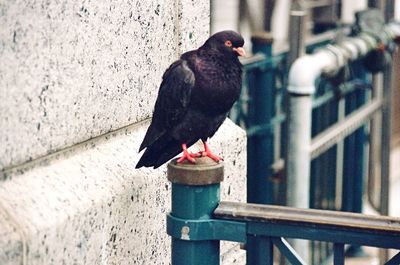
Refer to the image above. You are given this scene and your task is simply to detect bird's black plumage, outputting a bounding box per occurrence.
[136,31,245,169]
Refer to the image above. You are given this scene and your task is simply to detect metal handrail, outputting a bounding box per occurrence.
[214,201,400,265]
[215,201,400,234]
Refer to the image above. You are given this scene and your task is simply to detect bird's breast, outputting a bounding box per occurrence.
[193,63,242,114]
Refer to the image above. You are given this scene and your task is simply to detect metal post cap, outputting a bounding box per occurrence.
[251,32,274,45]
[167,157,224,185]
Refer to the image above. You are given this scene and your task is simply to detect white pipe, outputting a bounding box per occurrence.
[287,22,400,96]
[285,21,400,212]
[287,51,337,95]
[286,96,313,208]
[285,52,335,213]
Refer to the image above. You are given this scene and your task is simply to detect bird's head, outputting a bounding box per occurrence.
[202,30,246,58]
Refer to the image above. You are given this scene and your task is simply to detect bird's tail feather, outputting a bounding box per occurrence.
[135,135,182,169]
[138,123,165,152]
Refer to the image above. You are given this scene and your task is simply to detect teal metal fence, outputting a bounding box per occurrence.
[166,158,400,265]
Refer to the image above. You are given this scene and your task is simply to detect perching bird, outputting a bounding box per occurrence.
[136,30,245,169]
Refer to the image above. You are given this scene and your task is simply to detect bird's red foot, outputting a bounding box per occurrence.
[196,150,223,162]
[177,151,196,164]
[177,143,196,164]
[196,141,223,162]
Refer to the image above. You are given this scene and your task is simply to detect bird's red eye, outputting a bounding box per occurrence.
[224,40,232,47]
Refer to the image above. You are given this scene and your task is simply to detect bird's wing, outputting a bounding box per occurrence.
[139,59,195,151]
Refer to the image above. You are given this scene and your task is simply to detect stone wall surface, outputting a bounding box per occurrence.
[0,0,248,264]
[0,0,209,170]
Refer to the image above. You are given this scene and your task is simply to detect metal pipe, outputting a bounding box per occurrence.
[285,93,313,263]
[286,95,313,208]
[287,22,400,95]
[285,8,309,260]
[287,51,337,95]
[286,49,337,216]
[287,1,307,66]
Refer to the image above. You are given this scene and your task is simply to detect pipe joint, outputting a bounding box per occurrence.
[287,51,336,95]
[323,44,348,72]
[359,33,378,50]
[338,39,363,60]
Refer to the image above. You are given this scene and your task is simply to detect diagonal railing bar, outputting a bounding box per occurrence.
[272,237,306,265]
[385,252,400,265]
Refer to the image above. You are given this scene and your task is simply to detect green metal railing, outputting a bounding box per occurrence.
[166,158,400,265]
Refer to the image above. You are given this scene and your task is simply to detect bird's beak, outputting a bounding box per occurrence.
[233,47,246,57]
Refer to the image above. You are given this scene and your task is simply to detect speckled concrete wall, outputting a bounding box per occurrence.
[0,0,248,264]
[0,0,209,170]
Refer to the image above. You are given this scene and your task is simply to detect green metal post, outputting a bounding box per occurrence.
[246,235,274,264]
[247,32,276,265]
[167,157,224,265]
[247,32,275,204]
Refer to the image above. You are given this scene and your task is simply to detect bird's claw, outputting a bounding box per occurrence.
[194,151,223,162]
[192,152,204,158]
[177,152,197,164]
[176,143,223,164]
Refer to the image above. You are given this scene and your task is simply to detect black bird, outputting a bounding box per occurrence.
[136,30,245,169]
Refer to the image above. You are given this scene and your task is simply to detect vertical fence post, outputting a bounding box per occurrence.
[246,235,274,265]
[247,32,275,204]
[167,157,224,265]
[246,32,276,264]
